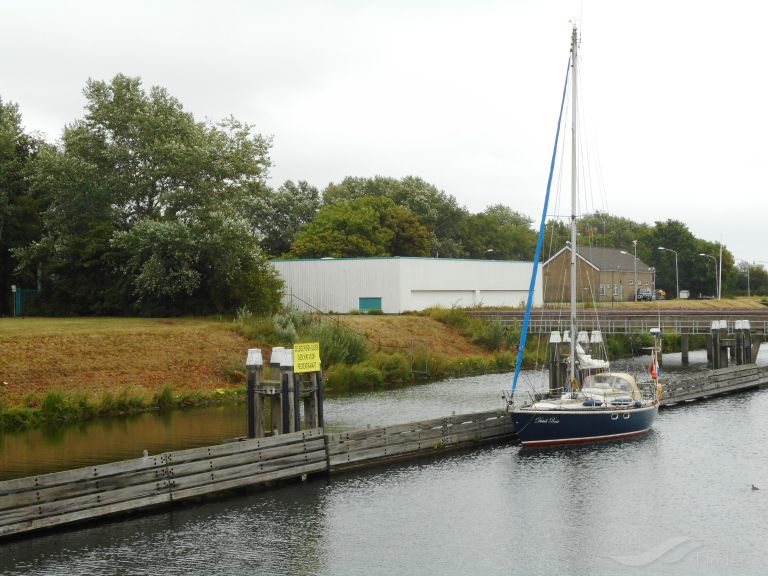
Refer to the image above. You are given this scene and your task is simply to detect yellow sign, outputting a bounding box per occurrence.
[294,342,321,373]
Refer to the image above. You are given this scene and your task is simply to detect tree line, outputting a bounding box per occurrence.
[1,75,766,316]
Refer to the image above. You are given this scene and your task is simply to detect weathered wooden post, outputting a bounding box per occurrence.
[710,321,721,369]
[303,373,318,429]
[680,334,689,366]
[317,371,325,428]
[270,346,284,380]
[734,320,745,365]
[743,320,753,364]
[719,320,729,368]
[711,320,728,369]
[269,348,284,435]
[280,349,295,433]
[245,348,263,439]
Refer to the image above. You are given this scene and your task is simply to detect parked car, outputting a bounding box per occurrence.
[637,288,653,301]
[656,289,667,300]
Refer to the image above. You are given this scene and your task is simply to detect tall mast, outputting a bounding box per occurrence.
[569,23,579,387]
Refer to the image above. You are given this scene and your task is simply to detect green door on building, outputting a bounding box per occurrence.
[359,297,382,312]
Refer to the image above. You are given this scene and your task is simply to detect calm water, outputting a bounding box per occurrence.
[1,349,767,575]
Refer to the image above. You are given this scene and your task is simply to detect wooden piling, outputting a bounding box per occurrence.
[681,334,689,366]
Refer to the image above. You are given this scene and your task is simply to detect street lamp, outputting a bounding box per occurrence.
[620,240,638,301]
[697,253,719,300]
[649,267,656,299]
[658,246,679,299]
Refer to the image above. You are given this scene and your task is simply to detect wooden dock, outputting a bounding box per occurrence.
[326,409,513,472]
[1,364,767,540]
[660,363,768,406]
[0,428,326,539]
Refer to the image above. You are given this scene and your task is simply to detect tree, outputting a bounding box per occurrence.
[0,98,45,314]
[252,180,320,257]
[289,196,430,258]
[323,175,469,257]
[17,74,280,315]
[460,205,536,260]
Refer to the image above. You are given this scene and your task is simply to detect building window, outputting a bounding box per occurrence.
[613,284,618,296]
[599,284,605,297]
[629,279,634,286]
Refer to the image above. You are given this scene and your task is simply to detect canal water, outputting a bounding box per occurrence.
[1,349,767,575]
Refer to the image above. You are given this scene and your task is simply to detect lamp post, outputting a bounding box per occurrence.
[697,253,719,300]
[649,267,656,299]
[658,246,679,299]
[620,240,638,301]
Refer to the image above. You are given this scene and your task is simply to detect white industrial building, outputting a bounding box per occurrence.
[271,257,542,314]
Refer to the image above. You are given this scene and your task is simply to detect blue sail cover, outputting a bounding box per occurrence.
[511,58,571,395]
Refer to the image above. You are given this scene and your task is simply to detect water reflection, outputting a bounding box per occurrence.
[1,384,768,575]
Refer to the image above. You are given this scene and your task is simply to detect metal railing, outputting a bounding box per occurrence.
[497,317,768,335]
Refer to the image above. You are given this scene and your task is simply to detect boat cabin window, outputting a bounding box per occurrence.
[583,373,635,392]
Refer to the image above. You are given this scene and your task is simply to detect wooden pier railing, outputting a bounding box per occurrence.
[0,428,326,539]
[660,364,768,405]
[326,409,514,472]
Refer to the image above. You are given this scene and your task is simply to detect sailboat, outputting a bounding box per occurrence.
[507,24,659,447]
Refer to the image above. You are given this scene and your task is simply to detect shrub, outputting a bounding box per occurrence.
[154,383,176,411]
[222,355,246,383]
[233,316,279,342]
[493,351,516,371]
[325,363,384,393]
[473,318,505,351]
[369,351,412,385]
[306,321,367,366]
[411,349,449,381]
[41,390,67,421]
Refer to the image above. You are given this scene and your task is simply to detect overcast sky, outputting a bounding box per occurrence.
[2,0,767,264]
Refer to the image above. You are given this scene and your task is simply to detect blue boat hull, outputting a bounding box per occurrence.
[511,404,658,447]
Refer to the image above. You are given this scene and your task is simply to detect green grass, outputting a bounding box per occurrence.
[0,383,245,432]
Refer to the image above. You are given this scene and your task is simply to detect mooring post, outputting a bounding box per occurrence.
[719,320,729,368]
[711,321,721,369]
[304,373,318,429]
[743,321,753,364]
[280,349,295,433]
[293,373,301,432]
[245,348,263,439]
[680,334,689,366]
[656,333,664,368]
[548,331,562,395]
[270,346,284,381]
[735,321,744,365]
[316,371,325,428]
[652,329,663,371]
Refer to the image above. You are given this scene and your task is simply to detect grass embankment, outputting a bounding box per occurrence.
[589,296,768,310]
[0,318,252,430]
[0,312,515,431]
[231,307,521,394]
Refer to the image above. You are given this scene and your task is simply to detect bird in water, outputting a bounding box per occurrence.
[752,484,760,490]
